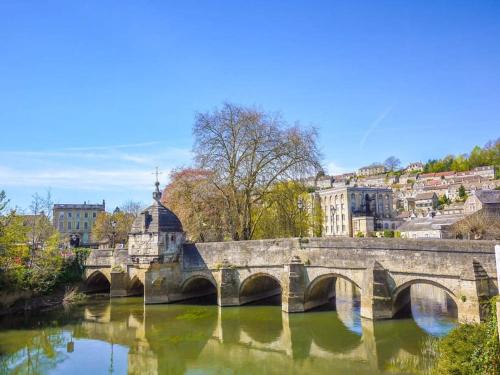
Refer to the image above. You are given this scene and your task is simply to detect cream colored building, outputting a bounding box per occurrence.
[317,187,395,237]
[53,201,105,245]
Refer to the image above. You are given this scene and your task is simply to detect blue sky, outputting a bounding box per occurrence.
[0,1,499,211]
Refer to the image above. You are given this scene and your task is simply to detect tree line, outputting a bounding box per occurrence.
[423,139,499,174]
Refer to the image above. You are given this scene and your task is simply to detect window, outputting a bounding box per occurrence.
[68,212,72,218]
[67,222,72,230]
[384,223,388,229]
[84,222,88,230]
[59,222,64,231]
[391,223,396,229]
[59,212,64,219]
[92,212,96,218]
[76,222,80,230]
[84,212,88,218]
[76,212,80,218]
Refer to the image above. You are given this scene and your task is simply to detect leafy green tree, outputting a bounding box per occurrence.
[91,210,134,246]
[0,211,30,289]
[438,194,451,207]
[458,185,467,201]
[252,181,320,239]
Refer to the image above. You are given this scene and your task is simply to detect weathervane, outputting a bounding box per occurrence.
[152,167,163,200]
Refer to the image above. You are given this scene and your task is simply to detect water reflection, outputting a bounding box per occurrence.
[410,284,458,337]
[0,289,457,375]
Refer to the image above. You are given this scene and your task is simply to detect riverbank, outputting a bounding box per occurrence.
[0,285,87,317]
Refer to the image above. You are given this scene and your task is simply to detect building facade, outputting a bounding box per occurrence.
[357,164,387,176]
[317,186,395,237]
[53,201,105,246]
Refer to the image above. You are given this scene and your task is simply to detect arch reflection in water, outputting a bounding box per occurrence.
[0,298,448,375]
[393,282,458,337]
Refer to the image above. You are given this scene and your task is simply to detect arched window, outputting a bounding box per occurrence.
[384,223,389,229]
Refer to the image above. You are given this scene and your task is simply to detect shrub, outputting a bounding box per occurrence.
[434,298,499,374]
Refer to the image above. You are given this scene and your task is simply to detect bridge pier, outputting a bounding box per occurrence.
[217,262,240,306]
[282,256,306,313]
[110,271,130,297]
[360,261,392,320]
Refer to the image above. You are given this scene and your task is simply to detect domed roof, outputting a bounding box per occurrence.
[130,200,183,234]
[130,182,183,234]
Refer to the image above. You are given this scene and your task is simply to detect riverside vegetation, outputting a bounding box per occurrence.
[0,190,89,311]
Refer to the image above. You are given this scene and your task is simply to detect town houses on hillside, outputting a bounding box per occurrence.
[307,163,500,239]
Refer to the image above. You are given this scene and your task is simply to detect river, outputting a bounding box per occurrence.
[0,284,457,374]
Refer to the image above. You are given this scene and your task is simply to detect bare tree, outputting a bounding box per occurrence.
[193,103,322,240]
[120,200,144,217]
[0,190,9,214]
[384,156,401,172]
[451,210,500,240]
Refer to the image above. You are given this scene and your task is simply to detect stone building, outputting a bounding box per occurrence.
[405,162,424,173]
[414,192,438,212]
[464,190,500,215]
[398,213,464,239]
[317,186,395,237]
[53,201,105,246]
[128,181,185,265]
[357,164,386,177]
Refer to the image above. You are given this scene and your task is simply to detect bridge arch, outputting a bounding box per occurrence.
[85,270,111,293]
[180,273,217,302]
[392,279,458,319]
[128,275,144,296]
[239,272,282,305]
[304,273,361,311]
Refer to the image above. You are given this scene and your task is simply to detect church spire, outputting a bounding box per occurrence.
[152,167,162,201]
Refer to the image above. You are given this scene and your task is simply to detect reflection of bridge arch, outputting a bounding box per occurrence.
[85,270,111,293]
[392,279,458,319]
[304,273,360,311]
[239,273,282,305]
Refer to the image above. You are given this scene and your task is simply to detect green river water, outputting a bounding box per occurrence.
[0,289,457,375]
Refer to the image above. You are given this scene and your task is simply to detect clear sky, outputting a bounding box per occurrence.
[1,1,499,211]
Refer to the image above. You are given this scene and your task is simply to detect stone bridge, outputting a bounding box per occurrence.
[84,237,498,323]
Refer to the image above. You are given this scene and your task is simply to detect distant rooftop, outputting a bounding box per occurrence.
[398,213,464,232]
[474,190,500,205]
[53,200,105,210]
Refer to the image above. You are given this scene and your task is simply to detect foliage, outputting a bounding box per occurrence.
[251,181,321,239]
[424,138,499,173]
[434,298,499,375]
[26,233,63,293]
[193,102,322,240]
[0,198,87,294]
[162,168,228,242]
[438,194,451,208]
[0,210,30,289]
[57,247,90,284]
[458,185,467,201]
[383,230,395,238]
[91,210,134,245]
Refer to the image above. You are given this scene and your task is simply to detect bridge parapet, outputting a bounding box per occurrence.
[85,249,114,267]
